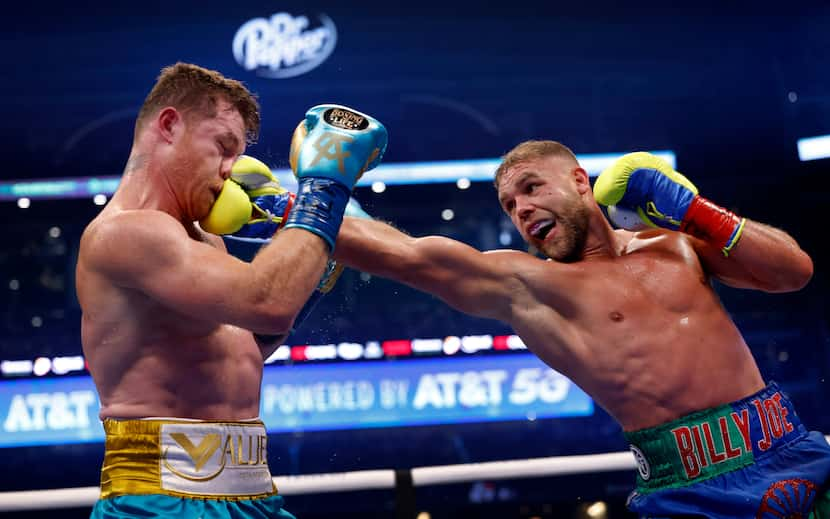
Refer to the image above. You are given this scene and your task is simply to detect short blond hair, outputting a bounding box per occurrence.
[494,140,578,188]
[135,62,260,144]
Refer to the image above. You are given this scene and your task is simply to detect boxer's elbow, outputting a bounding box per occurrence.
[764,250,813,293]
[785,250,813,291]
[246,287,297,335]
[247,304,295,335]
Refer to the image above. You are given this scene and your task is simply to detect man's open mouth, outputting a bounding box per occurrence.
[529,219,556,241]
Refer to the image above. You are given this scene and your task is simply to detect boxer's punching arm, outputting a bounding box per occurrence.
[690,220,813,293]
[335,217,528,321]
[82,210,330,336]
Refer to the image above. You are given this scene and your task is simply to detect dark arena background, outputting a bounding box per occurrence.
[0,2,828,518]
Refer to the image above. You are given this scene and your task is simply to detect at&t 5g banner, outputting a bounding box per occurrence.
[0,353,593,448]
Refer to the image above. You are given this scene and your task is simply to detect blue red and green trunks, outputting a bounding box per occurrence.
[625,382,830,518]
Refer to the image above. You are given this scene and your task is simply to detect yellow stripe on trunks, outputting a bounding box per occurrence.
[99,418,277,500]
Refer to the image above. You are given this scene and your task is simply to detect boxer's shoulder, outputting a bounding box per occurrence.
[85,209,188,247]
[80,209,192,281]
[624,228,695,258]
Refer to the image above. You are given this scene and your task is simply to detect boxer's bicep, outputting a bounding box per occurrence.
[86,212,293,332]
[335,218,526,319]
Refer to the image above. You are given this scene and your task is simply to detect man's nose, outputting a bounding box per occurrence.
[516,198,533,221]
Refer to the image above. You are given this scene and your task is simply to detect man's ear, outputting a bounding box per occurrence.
[157,107,182,144]
[572,167,590,194]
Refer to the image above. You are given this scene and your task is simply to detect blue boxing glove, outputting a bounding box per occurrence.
[283,105,387,251]
[595,152,745,256]
[228,155,296,242]
[200,155,294,239]
[594,152,698,230]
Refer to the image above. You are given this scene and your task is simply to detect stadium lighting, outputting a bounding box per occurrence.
[798,134,830,161]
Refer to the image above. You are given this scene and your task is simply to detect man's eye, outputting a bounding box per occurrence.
[505,201,515,212]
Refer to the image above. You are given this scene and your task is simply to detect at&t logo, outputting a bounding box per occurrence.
[232,12,337,78]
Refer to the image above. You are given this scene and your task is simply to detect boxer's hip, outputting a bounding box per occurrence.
[624,382,830,517]
[624,381,809,492]
[98,417,277,500]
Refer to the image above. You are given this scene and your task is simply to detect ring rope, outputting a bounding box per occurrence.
[2,437,828,512]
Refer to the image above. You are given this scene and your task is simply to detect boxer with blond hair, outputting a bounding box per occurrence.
[223,139,830,517]
[336,141,830,517]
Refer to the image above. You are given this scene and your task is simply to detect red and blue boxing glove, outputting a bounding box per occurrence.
[594,152,746,256]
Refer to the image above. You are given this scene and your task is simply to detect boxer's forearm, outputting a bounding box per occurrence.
[248,228,331,331]
[336,218,474,302]
[336,218,419,279]
[336,218,518,320]
[727,219,813,292]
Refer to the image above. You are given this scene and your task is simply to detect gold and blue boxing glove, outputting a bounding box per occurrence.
[202,155,296,262]
[200,156,331,338]
[199,155,294,238]
[231,155,295,238]
[285,104,387,251]
[594,152,746,256]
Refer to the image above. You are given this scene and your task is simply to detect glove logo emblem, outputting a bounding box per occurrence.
[323,107,369,130]
[309,131,354,173]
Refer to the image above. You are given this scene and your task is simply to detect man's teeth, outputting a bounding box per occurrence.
[531,219,556,239]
